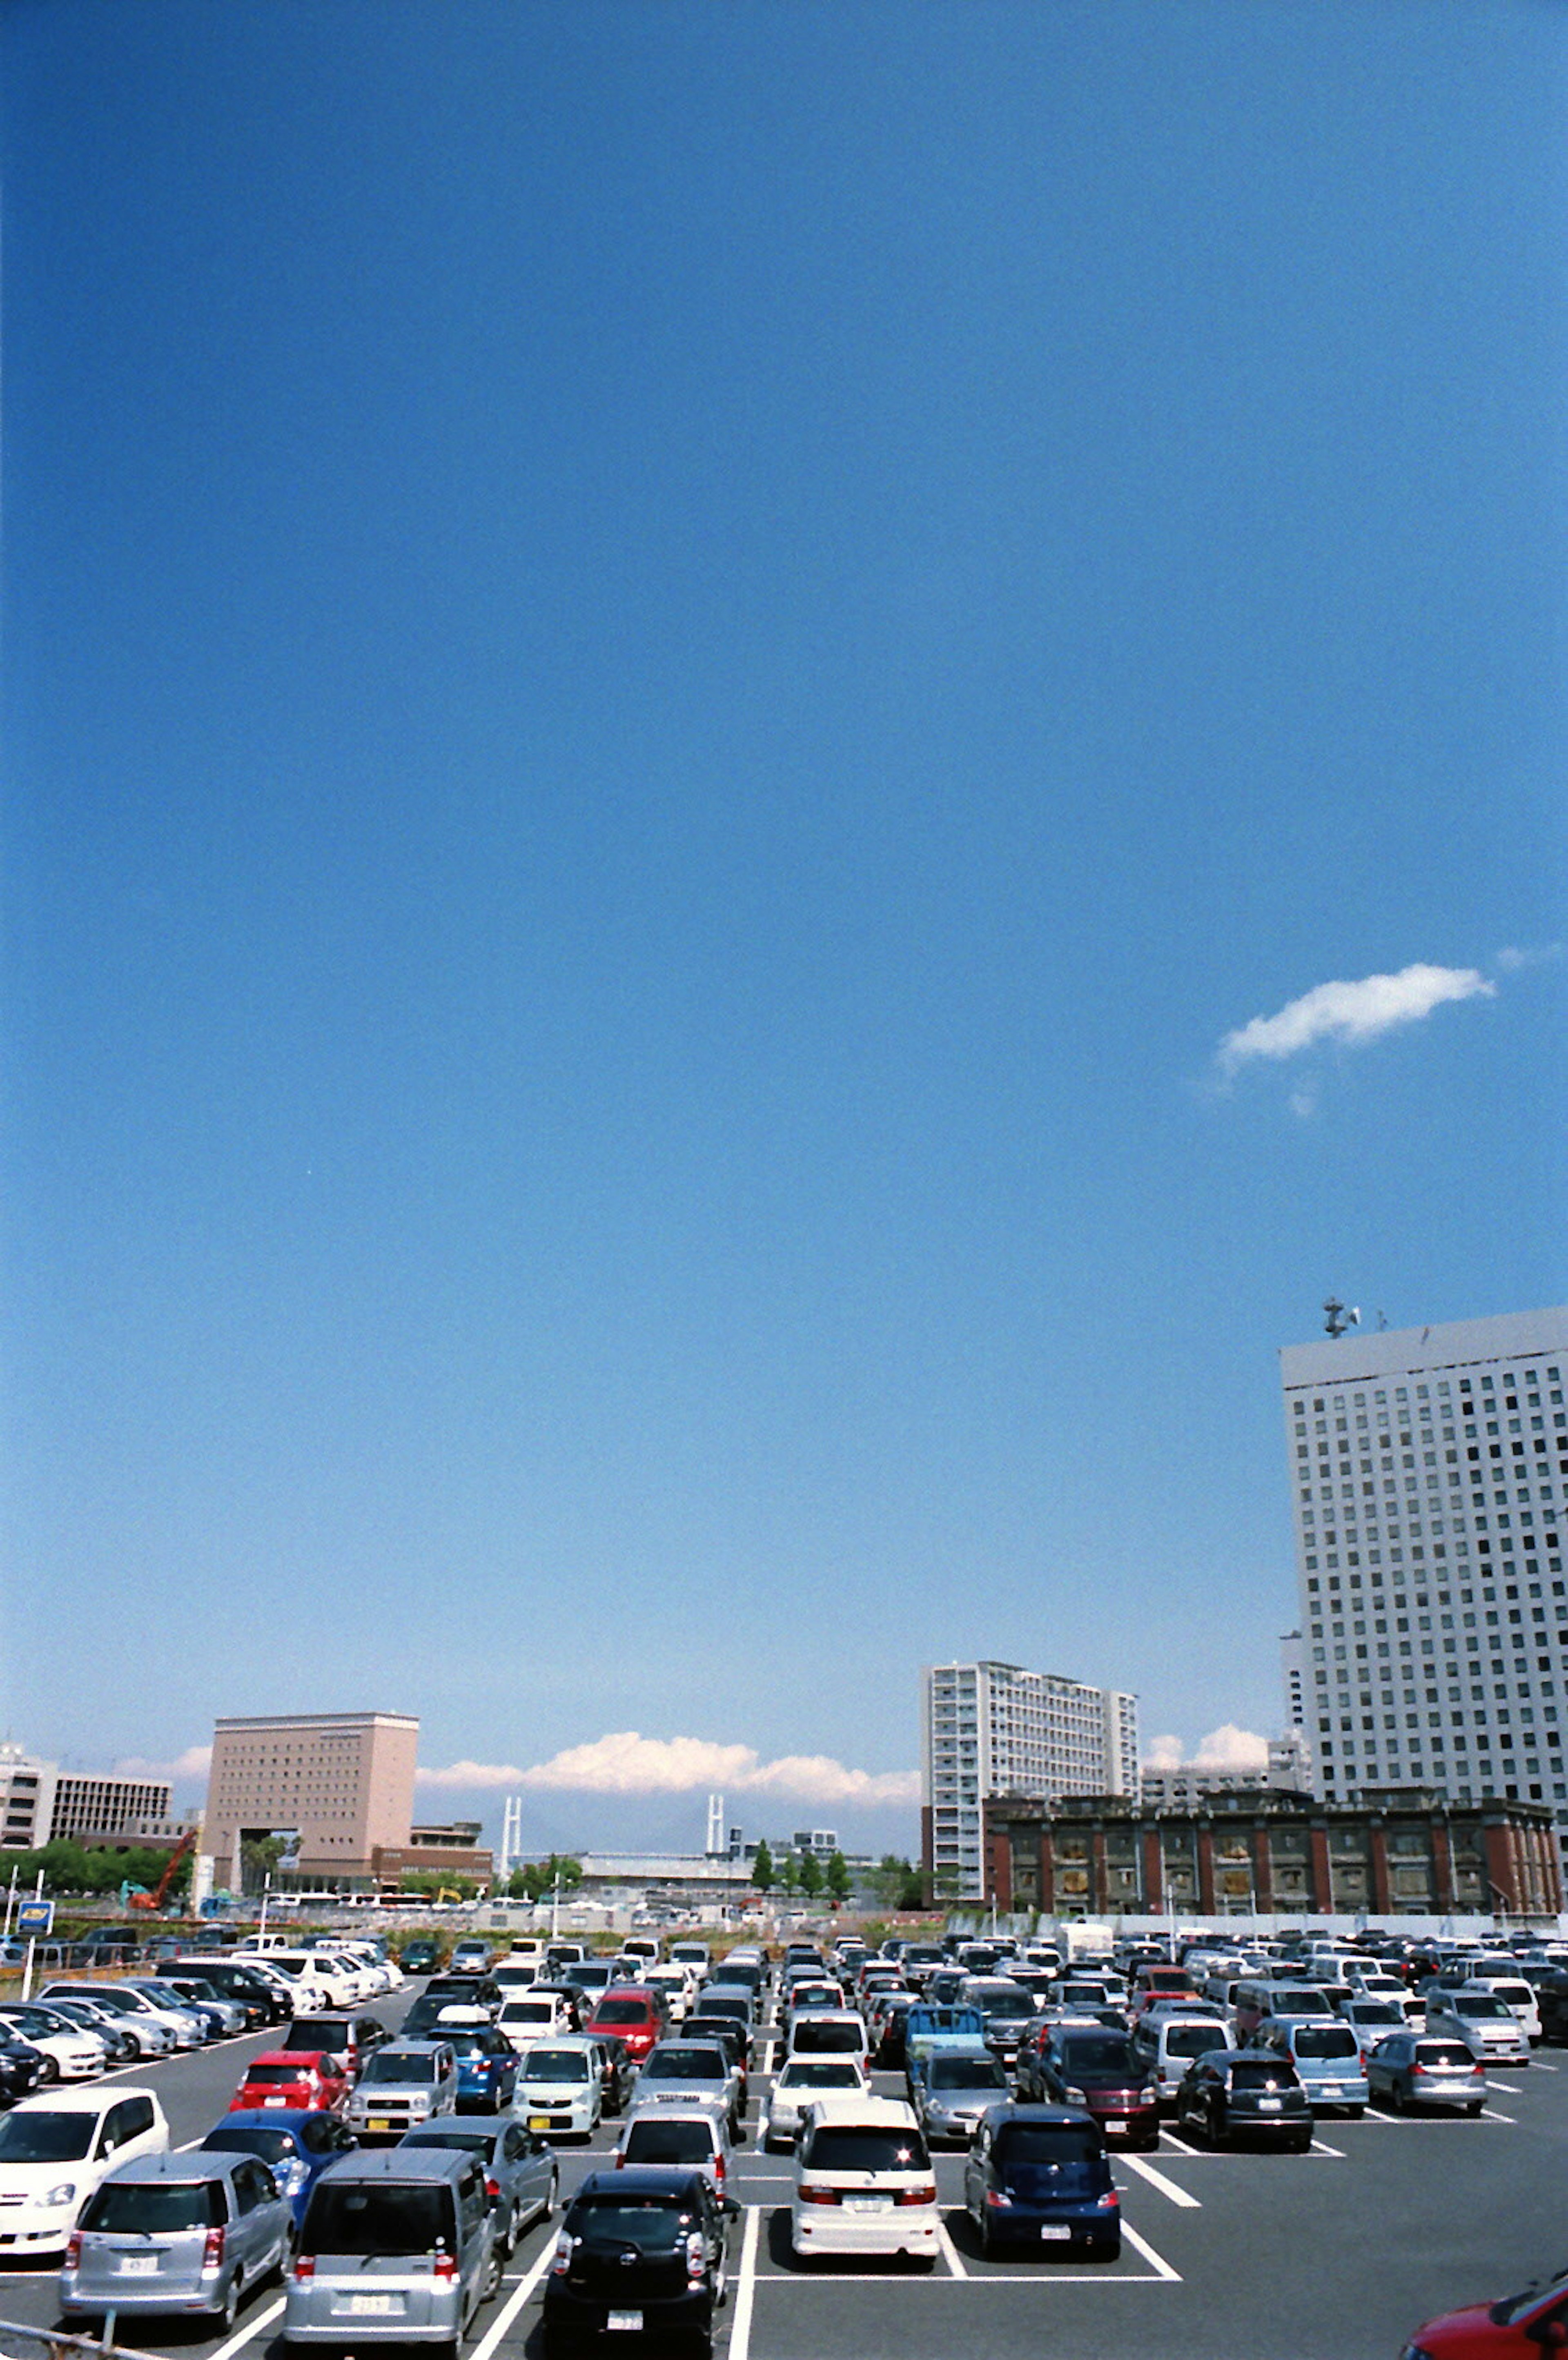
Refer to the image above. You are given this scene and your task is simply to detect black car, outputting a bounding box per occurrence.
[282,2013,391,2079]
[0,2036,44,2104]
[873,1992,917,2068]
[1173,2047,1313,2151]
[542,2166,736,2357]
[421,1973,503,2014]
[168,1960,289,2026]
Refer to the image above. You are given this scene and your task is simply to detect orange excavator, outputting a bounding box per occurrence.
[127,1828,197,1914]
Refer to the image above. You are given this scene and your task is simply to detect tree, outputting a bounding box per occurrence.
[751,1840,775,1894]
[825,1850,851,1904]
[777,1850,800,1895]
[518,1855,583,1903]
[240,1837,289,1895]
[797,1850,823,1898]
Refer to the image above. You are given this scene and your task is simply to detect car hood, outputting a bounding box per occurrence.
[0,2158,101,2192]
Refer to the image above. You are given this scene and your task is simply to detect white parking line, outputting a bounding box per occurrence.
[727,2203,760,2360]
[1120,2154,1200,2210]
[1486,2109,1517,2124]
[468,2234,556,2360]
[935,2221,968,2278]
[1309,2139,1344,2157]
[1488,2080,1521,2094]
[1533,2061,1558,2073]
[1158,2127,1200,2155]
[207,2293,284,2360]
[1120,2221,1182,2283]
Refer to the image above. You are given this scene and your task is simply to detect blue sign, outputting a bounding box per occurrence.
[16,1900,54,1935]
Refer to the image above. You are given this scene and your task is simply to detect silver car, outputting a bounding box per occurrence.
[1425,1989,1531,2067]
[630,2039,742,2131]
[59,2150,293,2331]
[345,2043,459,2142]
[283,2146,499,2349]
[396,2118,557,2256]
[912,2051,1011,2145]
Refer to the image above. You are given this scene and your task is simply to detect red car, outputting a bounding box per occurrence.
[583,1987,668,2064]
[1404,2270,1568,2356]
[228,2048,350,2114]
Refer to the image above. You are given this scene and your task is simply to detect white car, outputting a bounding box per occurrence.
[513,2040,603,2141]
[0,2009,106,2083]
[764,2057,869,2149]
[790,2096,938,2267]
[1466,1975,1543,2045]
[497,1995,575,2053]
[0,2087,169,2255]
[40,1984,188,2054]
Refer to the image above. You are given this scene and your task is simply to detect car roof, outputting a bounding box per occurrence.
[98,2153,246,2186]
[16,2084,160,2113]
[208,2110,323,2134]
[309,2148,473,2184]
[573,2166,710,2200]
[803,2094,918,2126]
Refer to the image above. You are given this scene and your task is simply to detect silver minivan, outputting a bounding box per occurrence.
[283,2147,498,2349]
[60,2151,294,2331]
[345,2043,459,2141]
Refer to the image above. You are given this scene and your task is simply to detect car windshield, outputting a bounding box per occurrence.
[0,2113,96,2162]
[1060,2038,1136,2073]
[523,2051,590,2083]
[646,2050,723,2079]
[83,2182,225,2233]
[204,2129,297,2164]
[929,2060,1007,2091]
[780,2062,861,2088]
[1294,2028,1359,2061]
[304,2184,454,2257]
[245,2065,312,2086]
[1350,2005,1402,2024]
[1270,1992,1329,2014]
[571,2196,689,2249]
[807,2128,930,2171]
[503,2001,555,2019]
[996,2126,1100,2166]
[1454,1995,1509,2017]
[593,2002,650,2026]
[364,2053,437,2084]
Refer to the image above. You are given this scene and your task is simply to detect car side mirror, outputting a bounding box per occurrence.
[723,2199,741,2220]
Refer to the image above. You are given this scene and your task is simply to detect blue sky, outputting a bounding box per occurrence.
[4,0,1565,1858]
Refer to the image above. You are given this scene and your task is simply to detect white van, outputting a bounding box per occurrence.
[1466,1973,1542,2045]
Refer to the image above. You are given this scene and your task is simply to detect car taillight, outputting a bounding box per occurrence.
[1095,2190,1120,2210]
[432,2252,457,2282]
[550,2231,574,2277]
[714,2154,725,2188]
[202,2228,225,2273]
[797,2184,839,2205]
[685,2231,706,2282]
[292,2254,315,2281]
[65,2232,82,2271]
[895,2184,937,2206]
[486,2177,500,2200]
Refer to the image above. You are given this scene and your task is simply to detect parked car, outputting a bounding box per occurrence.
[1261,2019,1369,2116]
[1018,2028,1160,2148]
[167,1959,288,2027]
[343,2044,460,2141]
[37,1985,176,2059]
[0,2087,170,2255]
[513,2040,604,2142]
[612,2102,735,2200]
[961,2104,1121,2259]
[789,2096,938,2268]
[230,2051,352,2116]
[283,2144,500,2349]
[586,2035,639,2120]
[399,1938,440,1975]
[1172,2048,1313,2151]
[1425,1990,1532,2068]
[0,2036,47,2106]
[911,2051,1012,2146]
[1365,2033,1488,2115]
[1401,2264,1568,2356]
[542,2166,735,2358]
[763,2058,869,2151]
[448,1941,493,1977]
[281,2015,391,2082]
[436,2017,522,2113]
[200,2108,361,2228]
[158,1976,250,2039]
[0,2006,107,2083]
[497,1994,577,2052]
[584,1988,668,2065]
[397,2116,557,2255]
[59,2149,294,2332]
[632,2040,742,2135]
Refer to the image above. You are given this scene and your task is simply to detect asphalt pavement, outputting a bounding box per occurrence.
[0,1985,1564,2360]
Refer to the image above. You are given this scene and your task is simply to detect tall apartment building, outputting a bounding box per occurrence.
[1281,1307,1568,1855]
[0,1743,181,1851]
[922,1661,1138,1899]
[201,1711,418,1891]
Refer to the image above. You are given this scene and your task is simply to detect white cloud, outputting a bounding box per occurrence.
[1143,1734,1186,1771]
[1190,1723,1270,1771]
[1218,962,1494,1074]
[1496,942,1564,973]
[113,1744,212,1784]
[1287,1083,1317,1120]
[416,1731,919,1808]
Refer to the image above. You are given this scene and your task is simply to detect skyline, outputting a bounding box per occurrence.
[4,2,1565,1856]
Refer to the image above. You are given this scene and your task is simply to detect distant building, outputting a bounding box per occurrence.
[1141,1737,1310,1815]
[0,1742,185,1853]
[922,1660,1138,1900]
[201,1711,418,1892]
[985,1786,1561,1920]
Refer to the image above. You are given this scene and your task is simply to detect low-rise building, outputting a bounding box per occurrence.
[984,1786,1561,1920]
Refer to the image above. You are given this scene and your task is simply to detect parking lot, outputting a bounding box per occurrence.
[2,1983,1566,2360]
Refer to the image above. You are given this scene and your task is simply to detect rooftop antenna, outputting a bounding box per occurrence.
[1323,1297,1361,1339]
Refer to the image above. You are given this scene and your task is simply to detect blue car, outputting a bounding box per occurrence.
[439,2021,521,2112]
[198,2108,360,2226]
[961,2104,1121,2260]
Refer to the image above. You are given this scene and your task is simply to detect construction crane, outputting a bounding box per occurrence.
[126,1829,198,1914]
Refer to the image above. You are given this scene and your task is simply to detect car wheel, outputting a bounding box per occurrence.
[482,2249,503,2300]
[1099,2238,1121,2262]
[979,2214,996,2259]
[1345,2105,1364,2121]
[1466,2102,1483,2118]
[1389,2082,1405,2114]
[38,2057,59,2085]
[1289,2134,1312,2155]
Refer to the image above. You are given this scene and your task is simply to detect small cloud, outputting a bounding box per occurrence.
[113,1744,212,1785]
[416,1732,919,1808]
[1218,962,1494,1075]
[1287,1083,1317,1120]
[1142,1734,1186,1771]
[1495,942,1563,973]
[1191,1723,1270,1771]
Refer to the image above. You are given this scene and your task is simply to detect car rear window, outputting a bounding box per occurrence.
[644,2048,724,2078]
[623,2121,716,2164]
[594,2001,652,2026]
[1419,2044,1476,2069]
[996,2125,1100,2165]
[793,2023,863,2053]
[1059,2037,1136,2073]
[928,2060,1007,2090]
[1231,2063,1298,2093]
[570,2196,689,2249]
[203,2129,295,2164]
[1164,2026,1222,2059]
[303,2183,457,2257]
[780,2062,861,2088]
[1293,2028,1359,2061]
[806,2127,930,2171]
[523,2051,591,2082]
[84,2182,225,2233]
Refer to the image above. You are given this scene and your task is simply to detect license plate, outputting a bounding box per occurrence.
[347,2294,398,2315]
[118,2256,158,2275]
[607,2312,642,2333]
[1104,2118,1126,2132]
[845,2196,891,2213]
[528,2115,552,2131]
[368,2117,392,2132]
[264,2096,287,2107]
[1319,2086,1342,2097]
[1258,2098,1282,2112]
[1039,2224,1071,2241]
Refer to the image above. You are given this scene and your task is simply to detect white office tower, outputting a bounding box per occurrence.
[922,1661,1138,1899]
[1281,1307,1568,1826]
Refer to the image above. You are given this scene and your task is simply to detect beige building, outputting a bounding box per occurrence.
[202,1711,418,1890]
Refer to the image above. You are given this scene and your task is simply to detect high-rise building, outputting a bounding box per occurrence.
[1281,1307,1568,1855]
[0,1743,184,1852]
[201,1711,419,1892]
[921,1661,1138,1899]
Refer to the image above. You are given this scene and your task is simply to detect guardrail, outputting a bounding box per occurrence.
[0,2321,126,2360]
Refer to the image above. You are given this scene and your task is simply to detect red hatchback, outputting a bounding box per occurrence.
[584,1986,668,2064]
[1404,2270,1568,2356]
[228,2048,350,2114]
